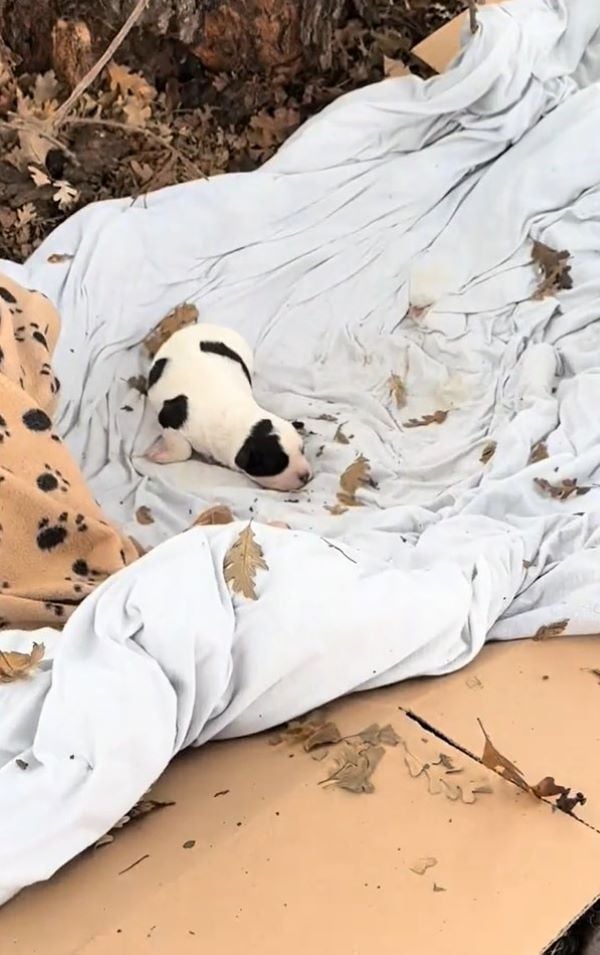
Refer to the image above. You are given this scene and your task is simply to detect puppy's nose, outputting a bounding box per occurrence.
[299,470,311,486]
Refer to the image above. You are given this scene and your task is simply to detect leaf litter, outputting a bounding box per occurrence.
[143,303,198,358]
[404,409,448,428]
[477,719,585,814]
[270,713,401,794]
[533,619,569,641]
[480,441,496,464]
[387,373,407,409]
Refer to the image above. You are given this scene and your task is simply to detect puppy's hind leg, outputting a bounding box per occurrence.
[145,430,193,464]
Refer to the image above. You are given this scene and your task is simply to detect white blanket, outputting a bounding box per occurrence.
[1,0,600,904]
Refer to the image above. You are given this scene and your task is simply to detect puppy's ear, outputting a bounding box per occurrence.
[235,418,288,478]
[292,420,305,432]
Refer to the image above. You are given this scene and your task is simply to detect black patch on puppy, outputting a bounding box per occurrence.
[235,418,289,477]
[200,340,252,386]
[0,287,17,304]
[148,357,168,389]
[158,394,188,430]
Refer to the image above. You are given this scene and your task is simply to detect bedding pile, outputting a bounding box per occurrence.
[1,0,600,905]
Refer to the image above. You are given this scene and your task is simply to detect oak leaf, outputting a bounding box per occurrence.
[387,373,407,408]
[533,619,569,641]
[143,303,198,358]
[336,454,375,507]
[192,504,235,527]
[223,523,268,600]
[531,240,572,299]
[0,642,45,683]
[404,410,448,428]
[534,477,590,501]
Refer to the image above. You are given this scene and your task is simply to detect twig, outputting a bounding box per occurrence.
[0,118,78,163]
[468,0,479,34]
[118,853,150,875]
[321,538,357,564]
[53,0,151,128]
[61,116,206,179]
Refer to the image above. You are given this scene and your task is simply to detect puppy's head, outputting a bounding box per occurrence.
[234,417,312,491]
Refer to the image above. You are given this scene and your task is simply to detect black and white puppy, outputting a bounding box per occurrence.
[145,323,312,492]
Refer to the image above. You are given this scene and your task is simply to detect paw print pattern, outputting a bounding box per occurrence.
[14,321,49,348]
[44,601,65,620]
[0,415,11,443]
[36,464,70,493]
[75,513,88,532]
[37,513,68,551]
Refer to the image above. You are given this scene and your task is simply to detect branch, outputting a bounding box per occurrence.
[52,0,151,128]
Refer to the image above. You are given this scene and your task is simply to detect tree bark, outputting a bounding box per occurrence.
[0,0,345,78]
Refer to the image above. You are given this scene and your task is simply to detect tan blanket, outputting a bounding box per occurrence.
[0,273,137,631]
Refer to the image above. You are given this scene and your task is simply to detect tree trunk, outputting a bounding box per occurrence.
[0,0,346,79]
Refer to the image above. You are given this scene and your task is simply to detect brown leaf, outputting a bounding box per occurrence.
[480,441,496,464]
[303,721,342,751]
[533,619,569,641]
[534,477,591,501]
[378,724,401,747]
[321,743,385,794]
[333,422,351,445]
[271,715,324,746]
[191,504,235,527]
[531,776,566,799]
[223,523,268,600]
[477,719,529,792]
[47,253,74,264]
[324,502,349,516]
[107,62,156,102]
[143,303,198,359]
[404,410,448,428]
[387,373,407,409]
[531,240,573,300]
[95,794,174,848]
[135,505,154,525]
[529,440,549,464]
[127,374,147,395]
[337,454,375,506]
[433,883,446,892]
[410,857,437,875]
[0,642,45,683]
[317,413,337,422]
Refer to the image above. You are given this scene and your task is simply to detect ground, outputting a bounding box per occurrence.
[0,0,468,261]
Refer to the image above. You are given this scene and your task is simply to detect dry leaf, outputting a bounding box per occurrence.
[477,719,529,791]
[533,619,569,641]
[33,70,60,106]
[28,165,51,188]
[529,440,549,464]
[433,883,446,892]
[270,714,326,746]
[47,253,74,264]
[321,742,385,794]
[191,504,235,527]
[0,641,45,683]
[223,523,268,600]
[16,203,37,228]
[410,857,437,875]
[143,303,198,358]
[383,55,411,78]
[480,441,496,464]
[95,794,174,848]
[336,454,375,507]
[404,410,448,428]
[317,413,337,422]
[466,675,483,690]
[107,62,156,102]
[135,505,155,525]
[53,181,79,211]
[303,721,342,751]
[387,373,407,408]
[333,422,351,445]
[127,374,147,395]
[531,240,572,300]
[122,96,152,127]
[534,477,590,500]
[324,502,348,516]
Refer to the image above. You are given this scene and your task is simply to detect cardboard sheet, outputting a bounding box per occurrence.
[3,696,600,955]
